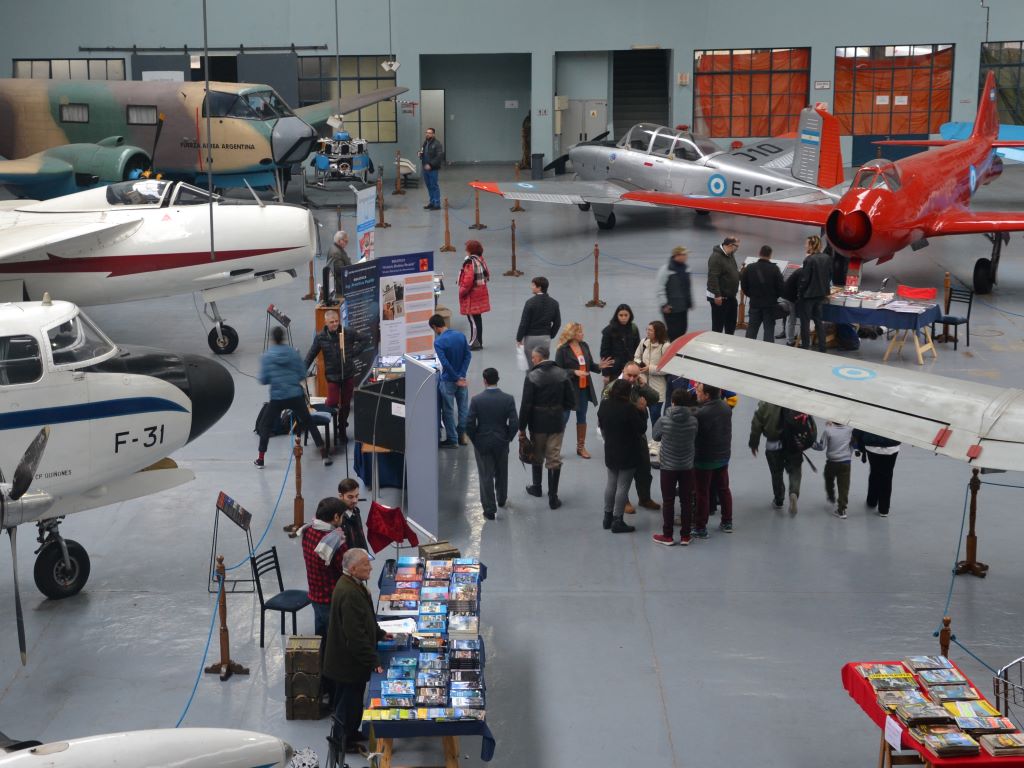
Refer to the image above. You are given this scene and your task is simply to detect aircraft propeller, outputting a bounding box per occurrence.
[544,131,611,173]
[1,427,50,666]
[148,113,166,174]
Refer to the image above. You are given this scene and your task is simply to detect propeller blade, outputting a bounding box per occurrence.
[11,426,49,501]
[9,528,27,666]
[591,130,610,142]
[150,113,166,169]
[543,154,570,172]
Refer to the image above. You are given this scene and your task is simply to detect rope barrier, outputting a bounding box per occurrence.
[225,438,295,572]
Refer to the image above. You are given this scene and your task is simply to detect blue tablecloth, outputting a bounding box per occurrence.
[352,441,405,488]
[821,302,941,330]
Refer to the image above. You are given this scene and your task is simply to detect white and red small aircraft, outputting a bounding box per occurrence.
[0,178,316,353]
[0,728,294,768]
[659,331,1024,471]
[1,295,233,663]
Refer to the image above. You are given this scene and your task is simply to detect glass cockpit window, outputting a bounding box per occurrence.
[46,312,115,367]
[243,90,294,119]
[620,124,659,152]
[104,179,171,206]
[852,168,877,189]
[650,131,676,157]
[673,138,703,161]
[203,91,245,118]
[0,335,42,385]
[172,184,217,205]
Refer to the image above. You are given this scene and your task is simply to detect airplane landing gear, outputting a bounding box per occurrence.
[578,202,591,212]
[974,233,1009,295]
[204,300,239,355]
[33,521,90,600]
[594,211,616,230]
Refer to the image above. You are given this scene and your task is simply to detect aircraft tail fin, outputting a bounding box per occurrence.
[792,105,844,189]
[972,71,999,141]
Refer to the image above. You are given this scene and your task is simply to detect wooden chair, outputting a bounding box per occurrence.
[250,546,310,647]
[932,286,973,350]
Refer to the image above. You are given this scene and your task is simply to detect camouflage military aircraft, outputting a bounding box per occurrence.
[0,79,406,199]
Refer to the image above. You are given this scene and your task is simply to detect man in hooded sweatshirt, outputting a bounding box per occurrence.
[652,388,698,545]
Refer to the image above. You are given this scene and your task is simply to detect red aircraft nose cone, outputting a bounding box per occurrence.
[826,209,872,251]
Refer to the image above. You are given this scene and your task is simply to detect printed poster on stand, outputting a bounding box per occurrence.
[377,251,436,358]
[355,185,376,261]
[340,260,380,383]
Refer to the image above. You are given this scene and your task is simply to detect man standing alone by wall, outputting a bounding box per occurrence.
[419,127,444,210]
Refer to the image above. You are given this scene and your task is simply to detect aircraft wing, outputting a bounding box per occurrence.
[0,219,143,262]
[0,154,75,186]
[469,179,657,206]
[45,462,194,519]
[930,210,1024,235]
[659,331,1024,472]
[294,87,409,127]
[621,189,833,226]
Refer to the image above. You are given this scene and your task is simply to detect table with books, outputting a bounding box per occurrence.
[821,299,941,365]
[843,657,1024,766]
[360,556,495,767]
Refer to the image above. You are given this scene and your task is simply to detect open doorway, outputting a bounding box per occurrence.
[190,55,238,82]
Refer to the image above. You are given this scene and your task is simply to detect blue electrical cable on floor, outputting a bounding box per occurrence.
[175,577,224,728]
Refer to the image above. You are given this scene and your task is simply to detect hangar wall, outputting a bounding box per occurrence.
[1,0,1023,168]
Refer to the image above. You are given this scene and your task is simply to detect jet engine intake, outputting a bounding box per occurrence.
[826,209,872,252]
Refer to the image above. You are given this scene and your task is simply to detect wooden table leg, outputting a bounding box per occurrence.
[378,737,394,768]
[918,326,937,362]
[883,330,904,362]
[443,735,460,768]
[878,730,888,768]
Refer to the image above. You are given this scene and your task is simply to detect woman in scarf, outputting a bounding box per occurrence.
[458,239,491,350]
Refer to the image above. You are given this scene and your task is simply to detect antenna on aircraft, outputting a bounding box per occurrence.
[41,292,51,306]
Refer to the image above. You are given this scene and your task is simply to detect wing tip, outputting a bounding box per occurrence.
[469,181,502,195]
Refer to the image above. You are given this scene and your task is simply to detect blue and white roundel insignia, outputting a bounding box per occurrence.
[517,182,535,189]
[832,365,876,381]
[609,152,617,162]
[707,174,727,196]
[969,165,977,194]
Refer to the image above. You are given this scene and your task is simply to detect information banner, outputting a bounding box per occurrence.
[355,185,376,261]
[377,251,436,357]
[340,260,381,382]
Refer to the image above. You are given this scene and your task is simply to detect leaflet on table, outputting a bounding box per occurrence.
[377,618,418,635]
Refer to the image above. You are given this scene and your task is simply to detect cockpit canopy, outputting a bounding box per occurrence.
[617,123,721,161]
[852,160,902,192]
[204,89,294,120]
[104,180,219,207]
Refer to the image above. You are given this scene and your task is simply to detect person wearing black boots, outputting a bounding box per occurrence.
[519,345,576,509]
[597,379,647,533]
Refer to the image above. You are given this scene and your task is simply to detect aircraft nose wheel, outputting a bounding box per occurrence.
[33,540,90,600]
[973,258,994,294]
[208,325,239,355]
[595,211,616,230]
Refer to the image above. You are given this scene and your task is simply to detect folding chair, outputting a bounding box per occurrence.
[932,286,973,350]
[250,546,310,647]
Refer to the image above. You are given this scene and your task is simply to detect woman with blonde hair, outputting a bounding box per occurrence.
[554,322,613,459]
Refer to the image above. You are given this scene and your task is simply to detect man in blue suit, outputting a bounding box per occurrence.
[466,367,518,520]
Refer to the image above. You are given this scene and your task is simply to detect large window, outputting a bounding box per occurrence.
[12,58,124,80]
[0,335,42,385]
[980,41,1024,125]
[834,44,953,134]
[297,55,397,142]
[693,48,810,137]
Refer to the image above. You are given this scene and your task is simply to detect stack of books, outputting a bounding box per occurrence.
[908,725,980,757]
[894,702,954,727]
[979,732,1024,756]
[857,663,917,691]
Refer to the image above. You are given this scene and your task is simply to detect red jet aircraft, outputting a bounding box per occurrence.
[623,72,1024,294]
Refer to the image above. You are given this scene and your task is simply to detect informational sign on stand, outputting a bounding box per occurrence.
[377,251,436,357]
[355,185,376,261]
[208,491,255,593]
[341,261,381,383]
[404,354,439,540]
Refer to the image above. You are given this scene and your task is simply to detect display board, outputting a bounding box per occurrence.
[355,185,376,261]
[404,354,440,540]
[377,252,436,358]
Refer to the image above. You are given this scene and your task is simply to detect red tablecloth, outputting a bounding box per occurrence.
[842,660,1024,766]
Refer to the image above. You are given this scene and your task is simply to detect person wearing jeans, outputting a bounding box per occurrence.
[854,430,901,517]
[597,379,648,533]
[652,388,697,545]
[419,127,444,209]
[430,314,472,447]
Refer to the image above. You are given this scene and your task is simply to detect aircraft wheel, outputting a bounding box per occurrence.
[578,203,591,212]
[208,325,240,355]
[596,212,616,230]
[973,258,994,295]
[34,540,90,600]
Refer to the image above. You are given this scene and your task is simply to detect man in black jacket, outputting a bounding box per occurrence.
[516,276,561,368]
[741,245,785,342]
[305,310,371,441]
[797,235,833,352]
[466,368,518,520]
[519,345,576,509]
[419,127,444,209]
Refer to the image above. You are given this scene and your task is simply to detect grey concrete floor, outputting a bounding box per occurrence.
[2,163,1024,767]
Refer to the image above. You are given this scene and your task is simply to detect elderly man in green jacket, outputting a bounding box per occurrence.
[324,548,386,755]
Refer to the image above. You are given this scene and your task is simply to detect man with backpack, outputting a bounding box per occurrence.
[749,401,816,514]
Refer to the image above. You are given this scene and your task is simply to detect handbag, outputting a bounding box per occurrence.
[518,433,536,464]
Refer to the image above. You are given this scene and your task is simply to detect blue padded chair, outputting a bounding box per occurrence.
[931,286,973,351]
[250,546,310,647]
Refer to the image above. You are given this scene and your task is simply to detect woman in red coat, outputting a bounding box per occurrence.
[458,239,491,350]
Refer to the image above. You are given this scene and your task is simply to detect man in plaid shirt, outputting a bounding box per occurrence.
[301,496,347,639]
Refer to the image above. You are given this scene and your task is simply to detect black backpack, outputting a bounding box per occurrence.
[780,408,817,452]
[254,403,293,436]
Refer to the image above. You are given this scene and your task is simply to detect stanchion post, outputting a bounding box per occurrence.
[956,468,989,577]
[391,150,405,195]
[737,289,748,330]
[375,175,390,228]
[510,164,525,213]
[504,219,523,277]
[939,616,952,657]
[283,433,304,537]
[302,259,315,301]
[468,187,487,230]
[585,243,606,308]
[204,555,249,681]
[439,198,456,252]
